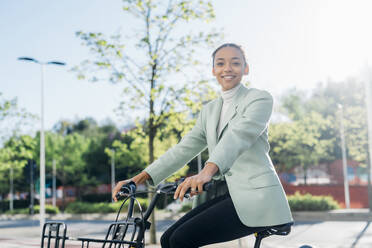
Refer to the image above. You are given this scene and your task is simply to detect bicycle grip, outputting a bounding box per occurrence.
[177,178,213,192]
[183,181,214,199]
[202,181,213,191]
[115,181,136,200]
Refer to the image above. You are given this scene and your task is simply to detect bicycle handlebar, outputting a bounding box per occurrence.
[178,178,213,198]
[115,178,214,200]
[115,181,137,199]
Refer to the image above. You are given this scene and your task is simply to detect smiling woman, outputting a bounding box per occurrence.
[113,42,293,248]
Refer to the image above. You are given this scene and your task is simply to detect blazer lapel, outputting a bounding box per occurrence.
[208,97,223,146]
[217,85,247,141]
[217,104,237,141]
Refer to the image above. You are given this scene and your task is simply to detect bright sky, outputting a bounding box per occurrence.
[1,0,372,133]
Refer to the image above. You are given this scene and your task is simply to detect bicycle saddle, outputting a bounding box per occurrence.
[256,222,293,238]
[254,222,293,248]
[264,222,293,236]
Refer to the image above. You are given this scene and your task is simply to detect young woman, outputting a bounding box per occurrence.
[113,43,293,248]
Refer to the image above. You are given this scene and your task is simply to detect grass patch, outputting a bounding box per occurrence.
[4,205,60,214]
[65,198,148,214]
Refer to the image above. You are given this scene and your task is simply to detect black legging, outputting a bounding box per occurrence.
[160,193,267,248]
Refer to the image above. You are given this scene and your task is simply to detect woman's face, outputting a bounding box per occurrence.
[212,47,248,91]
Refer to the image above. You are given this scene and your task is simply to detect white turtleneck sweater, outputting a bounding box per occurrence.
[217,83,242,136]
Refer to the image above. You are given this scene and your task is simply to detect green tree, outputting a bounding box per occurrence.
[0,93,35,143]
[279,88,308,121]
[106,131,148,182]
[83,121,122,185]
[304,80,368,165]
[283,80,367,163]
[33,131,91,208]
[269,122,297,173]
[0,92,35,198]
[342,106,368,164]
[0,135,35,197]
[275,79,368,183]
[270,112,334,184]
[60,133,91,198]
[74,0,220,242]
[52,118,124,186]
[107,110,197,183]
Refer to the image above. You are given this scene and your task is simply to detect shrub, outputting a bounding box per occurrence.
[4,208,30,215]
[65,198,148,214]
[4,205,59,215]
[65,202,117,214]
[0,199,38,213]
[81,193,112,203]
[34,205,60,214]
[288,192,339,211]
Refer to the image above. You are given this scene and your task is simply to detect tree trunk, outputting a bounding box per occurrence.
[148,121,157,244]
[148,75,157,243]
[76,186,81,201]
[303,164,307,185]
[61,164,65,212]
[368,161,372,211]
[148,50,158,243]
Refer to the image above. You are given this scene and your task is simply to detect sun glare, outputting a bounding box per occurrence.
[314,0,372,80]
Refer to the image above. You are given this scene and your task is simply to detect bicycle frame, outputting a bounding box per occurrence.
[41,180,292,248]
[41,180,189,248]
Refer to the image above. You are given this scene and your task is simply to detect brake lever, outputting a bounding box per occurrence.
[115,191,130,200]
[115,181,137,200]
[182,180,214,199]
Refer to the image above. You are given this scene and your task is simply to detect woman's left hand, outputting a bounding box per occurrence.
[174,162,219,202]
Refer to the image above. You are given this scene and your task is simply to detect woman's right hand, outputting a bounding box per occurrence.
[112,171,152,202]
[112,179,132,202]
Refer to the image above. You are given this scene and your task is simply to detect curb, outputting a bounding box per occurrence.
[1,209,371,222]
[0,210,185,221]
[293,209,372,222]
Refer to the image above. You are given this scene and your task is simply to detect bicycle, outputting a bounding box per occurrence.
[41,179,293,248]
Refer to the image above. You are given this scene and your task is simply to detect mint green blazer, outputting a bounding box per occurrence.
[144,85,293,227]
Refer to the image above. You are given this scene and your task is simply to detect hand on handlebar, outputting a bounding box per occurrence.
[174,162,219,202]
[174,173,212,202]
[112,179,132,202]
[112,171,152,201]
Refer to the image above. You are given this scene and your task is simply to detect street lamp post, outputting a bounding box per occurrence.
[363,63,372,211]
[111,149,115,203]
[52,159,56,208]
[10,165,14,211]
[18,57,65,228]
[30,160,35,215]
[338,104,350,209]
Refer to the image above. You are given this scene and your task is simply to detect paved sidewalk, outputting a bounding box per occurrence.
[1,209,372,247]
[1,208,372,222]
[292,208,372,222]
[2,221,372,247]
